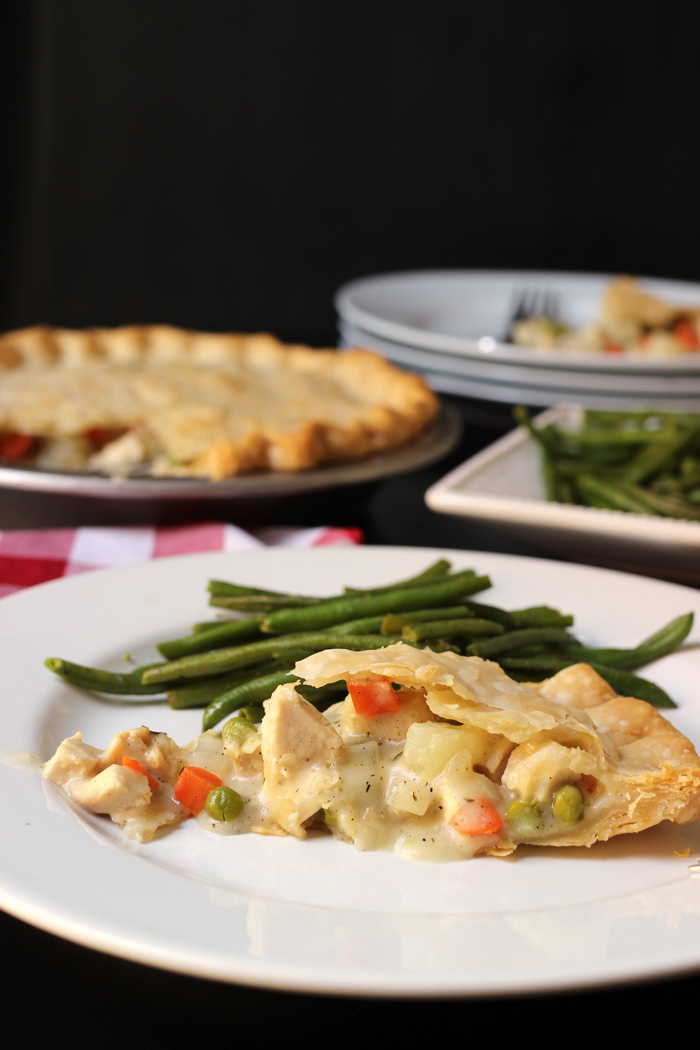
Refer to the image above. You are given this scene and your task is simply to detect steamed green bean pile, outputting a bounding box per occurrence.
[516,406,700,519]
[44,558,694,726]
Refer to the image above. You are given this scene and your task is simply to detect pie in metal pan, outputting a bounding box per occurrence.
[0,325,439,481]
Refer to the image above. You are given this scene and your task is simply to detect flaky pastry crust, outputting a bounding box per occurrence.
[298,646,700,856]
[0,325,439,479]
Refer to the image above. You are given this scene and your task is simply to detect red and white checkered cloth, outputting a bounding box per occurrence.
[0,523,363,598]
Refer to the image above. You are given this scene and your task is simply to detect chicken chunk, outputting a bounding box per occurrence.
[260,683,344,837]
[69,762,151,816]
[42,732,103,785]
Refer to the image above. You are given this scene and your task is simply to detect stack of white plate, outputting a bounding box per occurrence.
[335,270,700,408]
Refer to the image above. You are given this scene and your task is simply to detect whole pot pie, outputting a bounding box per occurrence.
[0,325,439,479]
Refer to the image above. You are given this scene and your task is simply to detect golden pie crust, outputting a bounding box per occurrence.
[298,646,700,855]
[0,324,439,479]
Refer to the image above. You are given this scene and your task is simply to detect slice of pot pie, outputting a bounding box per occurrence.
[511,276,700,355]
[261,644,700,859]
[0,325,438,479]
[41,645,700,859]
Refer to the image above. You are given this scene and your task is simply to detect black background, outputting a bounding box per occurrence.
[3,0,700,1034]
[3,1,700,343]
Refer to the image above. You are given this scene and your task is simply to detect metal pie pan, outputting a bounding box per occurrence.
[0,405,461,500]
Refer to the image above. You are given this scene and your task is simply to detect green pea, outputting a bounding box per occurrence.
[221,716,257,746]
[552,784,584,825]
[205,786,244,822]
[322,808,338,827]
[506,799,544,838]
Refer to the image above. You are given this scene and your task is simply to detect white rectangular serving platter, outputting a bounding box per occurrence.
[425,406,700,583]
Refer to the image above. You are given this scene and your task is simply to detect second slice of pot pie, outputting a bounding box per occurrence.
[259,644,700,860]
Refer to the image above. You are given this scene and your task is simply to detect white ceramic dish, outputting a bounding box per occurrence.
[340,321,700,410]
[425,409,700,582]
[3,546,700,997]
[336,270,700,373]
[0,406,460,500]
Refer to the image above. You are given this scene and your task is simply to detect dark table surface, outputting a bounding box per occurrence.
[4,393,700,1033]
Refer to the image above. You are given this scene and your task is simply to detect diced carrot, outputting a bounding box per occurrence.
[579,773,598,794]
[84,426,123,447]
[122,756,159,793]
[347,676,400,716]
[451,798,503,836]
[604,342,622,354]
[0,432,34,461]
[173,765,223,815]
[673,320,700,350]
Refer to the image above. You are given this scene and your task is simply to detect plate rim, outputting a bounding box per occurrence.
[335,268,700,373]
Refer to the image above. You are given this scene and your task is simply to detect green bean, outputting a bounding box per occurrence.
[558,427,678,447]
[575,474,659,515]
[269,647,318,667]
[587,664,676,707]
[203,669,301,730]
[296,681,348,710]
[505,638,582,658]
[402,618,504,644]
[567,613,694,672]
[617,484,700,521]
[142,633,403,685]
[208,580,321,601]
[239,705,265,722]
[332,616,386,636]
[166,661,281,709]
[523,406,700,521]
[157,616,264,659]
[208,561,454,613]
[203,671,347,730]
[342,558,453,595]
[259,574,492,635]
[629,612,694,663]
[499,655,676,707]
[464,602,517,630]
[510,606,574,628]
[209,594,325,613]
[467,628,577,660]
[381,607,466,634]
[621,430,696,485]
[45,658,168,696]
[193,620,231,634]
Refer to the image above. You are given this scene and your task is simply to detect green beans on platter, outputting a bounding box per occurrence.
[44,559,694,724]
[516,405,700,520]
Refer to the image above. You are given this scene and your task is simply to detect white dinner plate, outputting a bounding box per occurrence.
[425,409,700,583]
[340,321,700,410]
[335,270,700,373]
[2,546,700,997]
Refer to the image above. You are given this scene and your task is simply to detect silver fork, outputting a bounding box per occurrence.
[501,287,560,342]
